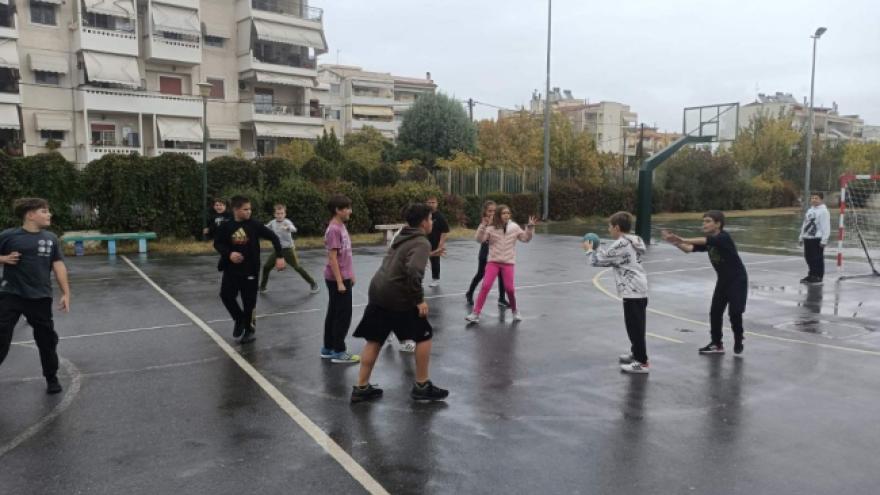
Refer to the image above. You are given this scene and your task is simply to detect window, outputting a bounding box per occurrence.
[209,141,228,151]
[40,130,64,142]
[204,35,225,48]
[330,83,340,95]
[207,78,224,99]
[35,71,60,85]
[30,1,57,26]
[254,88,274,113]
[91,124,115,146]
[159,76,183,95]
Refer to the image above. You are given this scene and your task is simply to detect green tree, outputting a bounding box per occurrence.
[315,128,344,165]
[343,127,392,168]
[275,139,315,168]
[397,92,476,167]
[729,112,799,180]
[842,141,880,175]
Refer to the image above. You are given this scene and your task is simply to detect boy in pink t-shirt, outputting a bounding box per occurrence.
[321,195,359,364]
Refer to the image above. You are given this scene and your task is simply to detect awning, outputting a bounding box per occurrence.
[254,71,316,88]
[151,3,200,36]
[157,116,203,142]
[29,53,68,74]
[0,0,7,5]
[35,113,72,131]
[352,80,393,90]
[0,104,20,130]
[208,124,239,141]
[352,106,394,118]
[154,0,198,9]
[254,123,322,140]
[0,39,19,70]
[83,51,141,87]
[35,0,63,3]
[202,22,232,39]
[252,19,326,52]
[83,0,136,18]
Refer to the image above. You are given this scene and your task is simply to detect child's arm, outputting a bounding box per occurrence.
[327,249,346,292]
[213,224,230,258]
[585,242,623,267]
[819,208,831,246]
[257,223,286,270]
[475,223,490,243]
[52,260,71,312]
[287,220,297,234]
[516,216,538,242]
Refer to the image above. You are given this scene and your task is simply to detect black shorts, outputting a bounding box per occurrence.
[353,304,433,344]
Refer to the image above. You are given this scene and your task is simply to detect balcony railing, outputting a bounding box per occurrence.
[253,51,316,70]
[251,0,322,21]
[248,101,323,118]
[81,15,136,41]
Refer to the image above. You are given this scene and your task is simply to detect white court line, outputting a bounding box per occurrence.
[11,322,193,346]
[120,256,389,495]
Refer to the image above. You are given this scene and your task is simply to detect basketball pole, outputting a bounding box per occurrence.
[804,27,827,212]
[541,0,552,221]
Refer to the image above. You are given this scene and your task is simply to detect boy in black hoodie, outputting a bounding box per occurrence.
[214,195,285,344]
[350,203,449,403]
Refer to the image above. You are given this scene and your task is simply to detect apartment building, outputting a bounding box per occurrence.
[739,92,866,142]
[318,64,435,141]
[6,0,328,166]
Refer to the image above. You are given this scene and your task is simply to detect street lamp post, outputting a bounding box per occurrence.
[804,27,827,210]
[541,0,552,221]
[197,82,213,240]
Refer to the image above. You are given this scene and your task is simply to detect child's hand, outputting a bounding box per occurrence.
[58,294,70,313]
[583,240,593,251]
[0,251,21,265]
[527,215,539,226]
[230,252,244,264]
[417,302,429,318]
[274,258,286,271]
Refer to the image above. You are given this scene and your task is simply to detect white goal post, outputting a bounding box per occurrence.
[837,173,880,279]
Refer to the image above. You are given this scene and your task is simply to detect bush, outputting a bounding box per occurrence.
[255,156,298,192]
[548,181,583,220]
[370,163,400,187]
[441,193,467,227]
[207,156,257,200]
[0,152,81,233]
[364,182,442,226]
[317,180,371,234]
[403,164,431,182]
[341,160,370,188]
[510,193,541,224]
[462,195,483,227]
[265,177,325,236]
[301,156,336,183]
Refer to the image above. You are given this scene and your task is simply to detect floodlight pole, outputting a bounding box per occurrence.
[541,0,552,220]
[804,27,826,211]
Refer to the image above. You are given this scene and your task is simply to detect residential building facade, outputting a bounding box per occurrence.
[318,64,435,141]
[739,92,866,142]
[7,0,328,166]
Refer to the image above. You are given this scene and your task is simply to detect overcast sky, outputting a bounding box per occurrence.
[323,0,880,132]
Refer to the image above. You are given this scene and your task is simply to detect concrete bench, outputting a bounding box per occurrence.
[62,232,158,256]
[374,224,405,245]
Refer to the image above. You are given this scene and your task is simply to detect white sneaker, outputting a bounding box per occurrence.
[398,340,416,353]
[428,279,441,288]
[465,312,480,323]
[620,361,649,374]
[512,311,523,321]
[619,353,635,364]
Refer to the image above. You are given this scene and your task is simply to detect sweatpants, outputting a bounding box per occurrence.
[429,256,441,281]
[803,238,825,280]
[623,298,648,364]
[474,262,517,314]
[709,279,748,345]
[220,272,259,332]
[466,243,506,301]
[324,279,352,352]
[260,247,316,289]
[0,295,59,378]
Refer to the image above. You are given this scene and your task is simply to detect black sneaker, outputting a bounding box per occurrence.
[734,336,744,355]
[232,319,244,339]
[800,276,812,284]
[808,276,823,284]
[239,329,256,344]
[497,299,510,308]
[465,294,474,305]
[411,380,449,402]
[46,376,62,395]
[698,343,725,354]
[350,384,383,403]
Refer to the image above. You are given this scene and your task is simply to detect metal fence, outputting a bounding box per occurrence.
[432,168,544,196]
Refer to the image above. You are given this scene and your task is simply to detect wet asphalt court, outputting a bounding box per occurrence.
[2,234,880,494]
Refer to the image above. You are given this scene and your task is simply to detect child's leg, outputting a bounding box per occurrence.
[430,256,440,280]
[323,279,336,350]
[287,248,316,287]
[474,263,501,314]
[709,286,728,344]
[623,298,648,363]
[728,281,748,342]
[241,276,259,332]
[497,266,507,302]
[259,253,276,290]
[0,295,24,367]
[328,280,353,352]
[414,338,432,383]
[466,255,487,299]
[499,264,517,311]
[220,273,244,322]
[23,299,59,378]
[356,341,382,386]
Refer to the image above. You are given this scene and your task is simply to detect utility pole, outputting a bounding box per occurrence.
[804,27,827,211]
[636,123,645,168]
[468,98,474,121]
[541,0,552,221]
[621,130,627,185]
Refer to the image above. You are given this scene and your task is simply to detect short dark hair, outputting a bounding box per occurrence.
[13,197,49,220]
[404,203,432,227]
[811,191,824,200]
[273,203,286,210]
[327,194,352,216]
[230,195,250,209]
[212,197,226,204]
[608,211,633,233]
[703,210,726,229]
[426,195,438,201]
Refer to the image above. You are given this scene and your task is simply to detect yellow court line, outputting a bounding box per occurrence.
[592,269,880,357]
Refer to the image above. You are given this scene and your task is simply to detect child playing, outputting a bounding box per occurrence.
[465,200,507,308]
[204,198,232,240]
[799,192,831,284]
[0,198,71,394]
[321,195,360,364]
[662,210,748,355]
[465,205,536,323]
[350,203,449,403]
[213,195,285,344]
[583,212,649,373]
[260,203,319,294]
[425,195,450,287]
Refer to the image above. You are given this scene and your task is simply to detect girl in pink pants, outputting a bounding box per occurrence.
[465,205,537,323]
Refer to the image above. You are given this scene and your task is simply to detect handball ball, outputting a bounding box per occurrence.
[583,233,601,248]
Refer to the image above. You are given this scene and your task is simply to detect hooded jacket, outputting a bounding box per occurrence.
[367,226,431,311]
[588,234,648,299]
[800,203,831,245]
[475,221,534,264]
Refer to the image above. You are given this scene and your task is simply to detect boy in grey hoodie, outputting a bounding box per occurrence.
[584,211,650,373]
[799,192,831,283]
[350,203,449,403]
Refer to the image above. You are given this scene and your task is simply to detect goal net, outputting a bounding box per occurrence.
[837,174,880,278]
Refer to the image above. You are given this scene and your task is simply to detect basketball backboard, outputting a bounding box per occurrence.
[682,103,739,142]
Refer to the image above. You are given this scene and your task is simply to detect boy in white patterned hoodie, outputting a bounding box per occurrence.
[584,211,650,373]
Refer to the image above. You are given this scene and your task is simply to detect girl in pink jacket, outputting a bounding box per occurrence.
[466,205,537,323]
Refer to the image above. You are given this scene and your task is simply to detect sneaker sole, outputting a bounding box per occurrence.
[351,393,383,403]
[699,350,725,354]
[620,366,649,374]
[411,395,448,402]
[331,359,360,364]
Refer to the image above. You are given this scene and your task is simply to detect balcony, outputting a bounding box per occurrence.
[76,88,202,117]
[146,2,201,64]
[87,145,140,163]
[238,51,317,78]
[0,91,20,104]
[77,14,138,56]
[237,0,323,29]
[351,119,397,134]
[239,101,323,127]
[151,148,203,161]
[0,7,16,39]
[146,32,201,65]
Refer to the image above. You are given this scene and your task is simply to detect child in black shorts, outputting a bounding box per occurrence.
[350,203,449,403]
